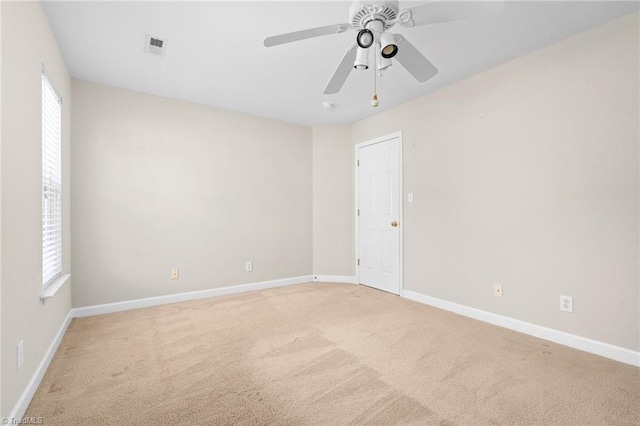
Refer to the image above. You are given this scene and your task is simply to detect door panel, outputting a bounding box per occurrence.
[362,230,375,269]
[378,172,392,215]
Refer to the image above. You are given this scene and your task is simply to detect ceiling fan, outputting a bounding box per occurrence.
[264,0,504,102]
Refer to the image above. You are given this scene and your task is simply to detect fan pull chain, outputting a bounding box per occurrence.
[372,44,379,108]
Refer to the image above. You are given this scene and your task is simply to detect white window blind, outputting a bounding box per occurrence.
[42,74,62,287]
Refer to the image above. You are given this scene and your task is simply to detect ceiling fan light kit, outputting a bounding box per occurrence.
[263,0,504,101]
[357,29,374,48]
[355,47,370,70]
[379,31,398,58]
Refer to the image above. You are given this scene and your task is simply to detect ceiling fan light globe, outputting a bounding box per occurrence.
[381,45,398,58]
[354,46,370,70]
[357,29,374,49]
[380,32,398,58]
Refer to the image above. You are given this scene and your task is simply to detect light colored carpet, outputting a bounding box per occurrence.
[27,283,639,425]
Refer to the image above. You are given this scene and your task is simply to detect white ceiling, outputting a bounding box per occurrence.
[42,1,639,127]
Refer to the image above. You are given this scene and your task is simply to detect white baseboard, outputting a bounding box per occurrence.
[312,275,357,284]
[9,276,314,418]
[9,311,74,421]
[72,275,314,318]
[403,289,640,367]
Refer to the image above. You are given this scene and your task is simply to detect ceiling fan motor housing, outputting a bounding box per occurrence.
[349,0,399,31]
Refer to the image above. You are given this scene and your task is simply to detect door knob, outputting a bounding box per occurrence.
[391,221,398,227]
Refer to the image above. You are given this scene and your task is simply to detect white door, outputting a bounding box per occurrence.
[356,135,401,295]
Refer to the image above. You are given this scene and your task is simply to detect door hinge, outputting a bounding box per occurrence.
[357,209,360,216]
[357,159,359,166]
[357,259,360,266]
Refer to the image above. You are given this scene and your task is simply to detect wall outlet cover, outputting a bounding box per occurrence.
[560,295,573,312]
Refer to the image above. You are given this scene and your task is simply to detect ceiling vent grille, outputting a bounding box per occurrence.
[144,34,168,56]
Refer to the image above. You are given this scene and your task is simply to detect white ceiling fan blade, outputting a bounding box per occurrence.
[393,35,438,83]
[397,0,505,27]
[323,44,358,95]
[264,23,351,47]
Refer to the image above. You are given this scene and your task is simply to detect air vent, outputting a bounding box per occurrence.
[144,34,168,56]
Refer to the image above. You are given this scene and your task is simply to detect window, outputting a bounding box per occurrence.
[42,74,62,287]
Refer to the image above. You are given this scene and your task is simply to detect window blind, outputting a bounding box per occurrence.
[42,74,62,287]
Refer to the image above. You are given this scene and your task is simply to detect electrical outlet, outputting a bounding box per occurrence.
[171,268,179,280]
[17,340,24,370]
[494,283,503,297]
[245,261,253,272]
[560,295,573,312]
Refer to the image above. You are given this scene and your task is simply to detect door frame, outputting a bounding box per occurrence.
[354,131,404,296]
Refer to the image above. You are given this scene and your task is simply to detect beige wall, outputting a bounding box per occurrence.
[1,1,72,416]
[312,126,355,277]
[349,13,639,351]
[71,80,312,307]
